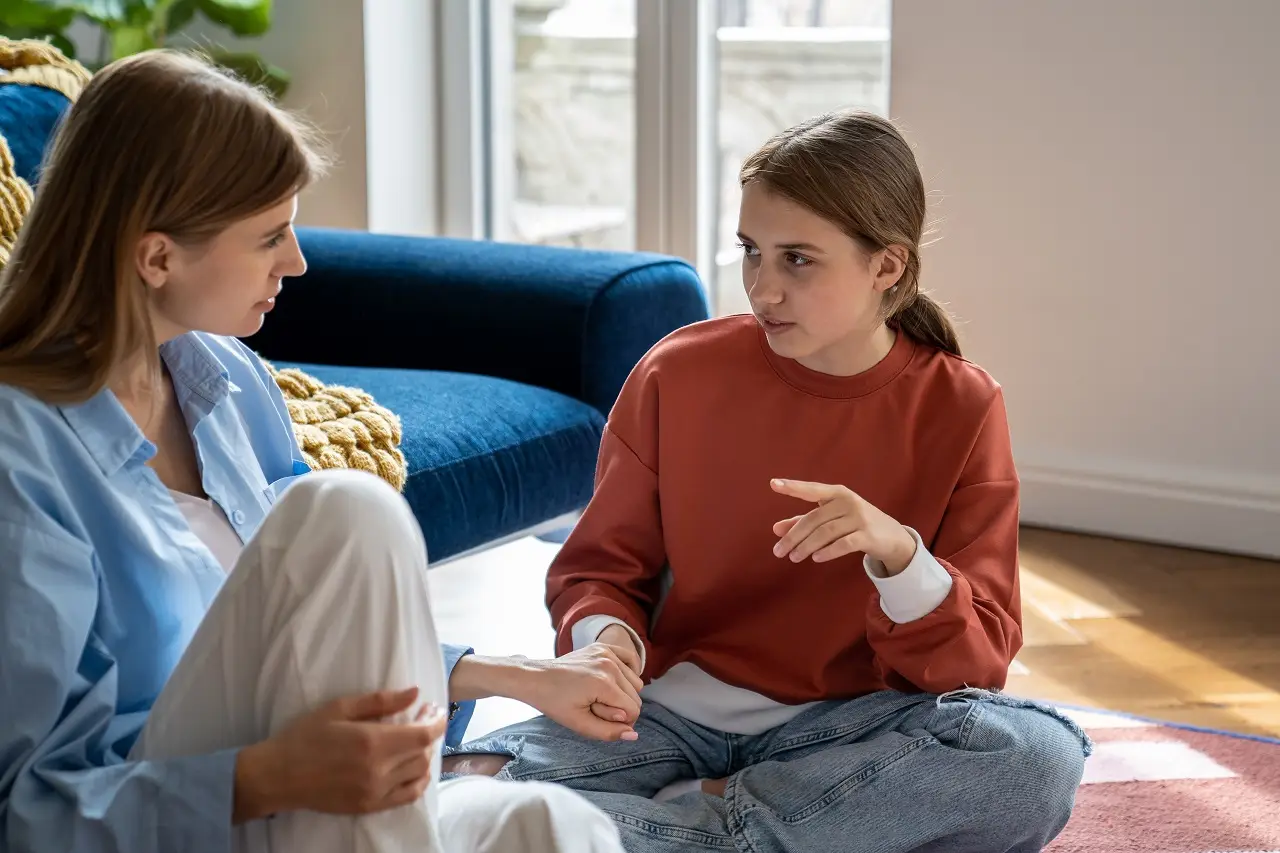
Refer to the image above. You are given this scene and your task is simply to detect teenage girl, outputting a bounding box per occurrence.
[445,110,1092,853]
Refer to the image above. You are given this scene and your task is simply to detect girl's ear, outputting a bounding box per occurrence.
[871,245,909,293]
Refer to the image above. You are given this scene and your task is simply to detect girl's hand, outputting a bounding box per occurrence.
[235,687,447,823]
[770,479,917,573]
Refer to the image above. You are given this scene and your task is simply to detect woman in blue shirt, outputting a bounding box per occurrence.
[0,50,639,853]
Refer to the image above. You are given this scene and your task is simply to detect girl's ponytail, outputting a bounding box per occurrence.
[740,110,961,357]
[892,291,960,358]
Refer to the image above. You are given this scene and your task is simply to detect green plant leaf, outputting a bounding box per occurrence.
[110,21,155,58]
[69,0,130,24]
[208,49,288,98]
[197,0,268,36]
[0,0,78,30]
[165,0,195,31]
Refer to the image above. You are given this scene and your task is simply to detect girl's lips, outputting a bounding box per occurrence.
[757,315,796,333]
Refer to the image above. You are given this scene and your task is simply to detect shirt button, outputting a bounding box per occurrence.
[232,510,246,524]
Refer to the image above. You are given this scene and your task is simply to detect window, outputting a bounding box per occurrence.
[712,0,891,316]
[489,0,638,250]
[445,0,891,314]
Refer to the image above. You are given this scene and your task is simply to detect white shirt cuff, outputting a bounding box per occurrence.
[570,614,647,671]
[864,527,953,623]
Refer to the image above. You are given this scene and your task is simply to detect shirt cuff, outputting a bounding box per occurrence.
[571,614,647,672]
[864,527,953,623]
[440,643,476,747]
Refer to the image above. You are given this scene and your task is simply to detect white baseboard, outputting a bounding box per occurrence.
[1018,463,1280,560]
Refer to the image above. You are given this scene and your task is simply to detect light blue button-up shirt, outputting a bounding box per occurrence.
[0,333,475,852]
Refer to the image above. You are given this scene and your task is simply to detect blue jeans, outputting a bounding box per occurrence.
[449,689,1092,853]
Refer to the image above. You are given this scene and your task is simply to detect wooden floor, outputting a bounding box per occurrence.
[1009,527,1280,738]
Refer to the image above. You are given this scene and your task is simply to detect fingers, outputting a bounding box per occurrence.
[773,503,843,558]
[595,670,642,721]
[812,532,868,563]
[386,749,433,790]
[770,478,842,502]
[786,518,859,563]
[772,514,804,537]
[571,713,640,742]
[606,639,641,674]
[620,662,645,694]
[381,708,448,754]
[336,687,420,722]
[383,772,434,811]
[591,702,633,723]
[598,646,645,701]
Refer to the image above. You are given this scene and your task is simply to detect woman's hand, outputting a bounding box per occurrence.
[519,644,645,742]
[771,478,917,573]
[234,687,447,823]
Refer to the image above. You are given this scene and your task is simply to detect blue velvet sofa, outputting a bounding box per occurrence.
[1,77,709,563]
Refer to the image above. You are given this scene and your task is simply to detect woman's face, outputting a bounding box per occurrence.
[137,195,306,341]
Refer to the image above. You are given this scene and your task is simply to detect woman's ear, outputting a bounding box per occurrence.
[871,245,909,294]
[135,232,174,290]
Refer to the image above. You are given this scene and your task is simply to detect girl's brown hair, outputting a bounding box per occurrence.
[0,49,330,404]
[740,110,959,356]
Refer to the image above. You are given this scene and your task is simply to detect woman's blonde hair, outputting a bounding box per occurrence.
[740,110,960,356]
[0,49,330,403]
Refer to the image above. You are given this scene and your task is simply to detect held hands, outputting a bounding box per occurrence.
[771,479,917,575]
[235,687,447,822]
[520,639,645,742]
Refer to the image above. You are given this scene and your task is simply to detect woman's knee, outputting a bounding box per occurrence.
[271,469,428,562]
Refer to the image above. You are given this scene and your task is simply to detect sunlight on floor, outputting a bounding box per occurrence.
[428,537,561,738]
[428,534,1280,739]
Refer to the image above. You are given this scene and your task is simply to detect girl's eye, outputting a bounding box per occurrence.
[265,233,285,249]
[785,252,812,268]
[737,241,760,258]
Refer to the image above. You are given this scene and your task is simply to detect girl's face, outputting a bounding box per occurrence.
[737,182,906,376]
[136,195,307,342]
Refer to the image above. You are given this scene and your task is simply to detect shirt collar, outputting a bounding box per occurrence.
[56,334,235,477]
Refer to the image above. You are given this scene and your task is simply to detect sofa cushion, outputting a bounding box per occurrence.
[0,81,72,187]
[276,362,605,562]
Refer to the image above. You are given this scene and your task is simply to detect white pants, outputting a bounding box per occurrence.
[132,469,623,853]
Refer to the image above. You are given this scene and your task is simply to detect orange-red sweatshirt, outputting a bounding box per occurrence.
[547,315,1023,732]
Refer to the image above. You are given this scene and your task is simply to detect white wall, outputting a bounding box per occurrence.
[183,0,440,234]
[891,0,1280,559]
[183,0,370,230]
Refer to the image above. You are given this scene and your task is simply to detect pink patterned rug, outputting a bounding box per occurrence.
[1049,707,1280,852]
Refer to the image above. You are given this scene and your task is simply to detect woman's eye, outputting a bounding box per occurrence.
[737,241,760,257]
[785,252,812,267]
[265,233,285,248]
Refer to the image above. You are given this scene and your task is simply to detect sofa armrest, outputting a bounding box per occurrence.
[245,227,709,416]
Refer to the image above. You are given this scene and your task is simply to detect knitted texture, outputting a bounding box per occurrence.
[0,38,92,102]
[0,39,408,490]
[266,364,407,491]
[0,135,30,268]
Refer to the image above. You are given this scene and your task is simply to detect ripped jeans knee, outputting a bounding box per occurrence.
[442,752,512,777]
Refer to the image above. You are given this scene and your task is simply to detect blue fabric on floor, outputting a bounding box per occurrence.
[277,362,605,562]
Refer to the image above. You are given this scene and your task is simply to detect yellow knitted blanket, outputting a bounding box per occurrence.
[0,38,407,490]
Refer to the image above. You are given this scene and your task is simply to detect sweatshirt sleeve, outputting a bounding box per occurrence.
[546,361,667,667]
[0,520,237,853]
[865,389,1024,694]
